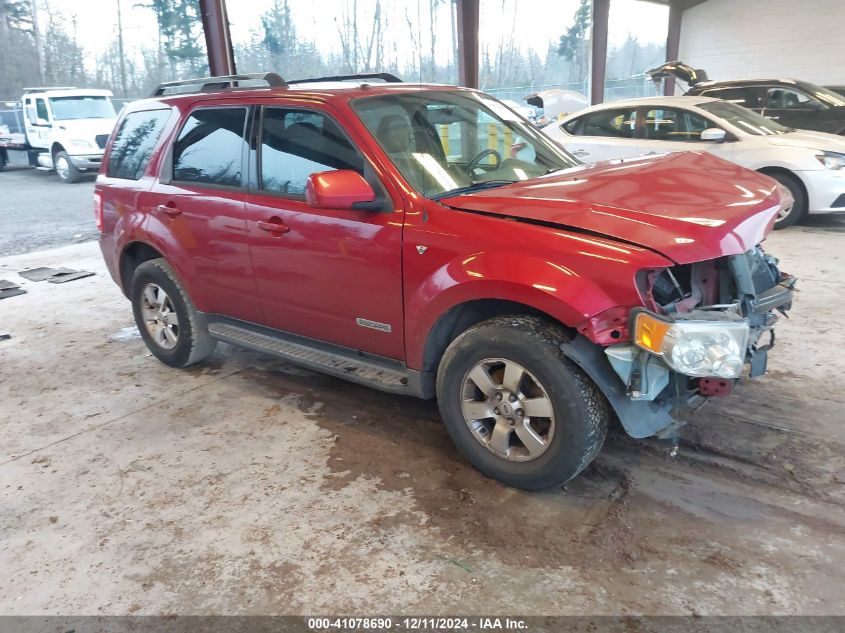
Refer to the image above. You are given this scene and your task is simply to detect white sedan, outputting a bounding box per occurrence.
[543,96,845,228]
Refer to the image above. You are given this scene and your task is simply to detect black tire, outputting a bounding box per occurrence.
[54,150,82,183]
[767,171,807,229]
[130,258,216,368]
[436,315,609,490]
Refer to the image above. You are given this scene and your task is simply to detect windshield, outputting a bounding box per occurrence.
[48,96,115,120]
[697,100,791,136]
[808,84,845,108]
[351,90,579,198]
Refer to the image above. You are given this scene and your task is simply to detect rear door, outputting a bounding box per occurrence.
[243,103,405,360]
[558,107,641,162]
[637,105,734,161]
[143,104,261,323]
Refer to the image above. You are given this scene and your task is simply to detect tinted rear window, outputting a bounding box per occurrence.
[107,109,171,180]
[173,107,247,187]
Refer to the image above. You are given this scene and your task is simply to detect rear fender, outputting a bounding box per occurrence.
[116,212,200,306]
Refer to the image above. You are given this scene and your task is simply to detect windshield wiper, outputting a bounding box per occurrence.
[431,180,515,200]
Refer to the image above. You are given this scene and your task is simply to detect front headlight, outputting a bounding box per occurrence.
[816,151,845,170]
[69,139,94,150]
[633,311,750,379]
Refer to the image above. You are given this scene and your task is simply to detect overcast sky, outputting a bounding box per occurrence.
[44,0,669,66]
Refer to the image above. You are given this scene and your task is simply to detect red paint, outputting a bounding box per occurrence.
[440,151,783,265]
[576,306,631,345]
[305,170,376,209]
[96,84,788,373]
[699,378,734,397]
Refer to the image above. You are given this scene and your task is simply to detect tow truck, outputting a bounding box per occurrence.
[0,87,117,183]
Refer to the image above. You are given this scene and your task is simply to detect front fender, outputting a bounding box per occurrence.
[406,251,627,369]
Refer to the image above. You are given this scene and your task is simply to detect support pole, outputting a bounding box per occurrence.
[665,1,683,95]
[456,0,479,89]
[590,0,610,105]
[199,0,236,76]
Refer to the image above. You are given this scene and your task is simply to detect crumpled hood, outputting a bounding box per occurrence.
[765,129,845,152]
[440,152,783,264]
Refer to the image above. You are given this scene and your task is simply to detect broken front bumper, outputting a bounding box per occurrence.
[565,248,797,439]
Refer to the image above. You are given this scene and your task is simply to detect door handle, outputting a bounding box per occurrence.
[156,203,181,217]
[257,218,290,234]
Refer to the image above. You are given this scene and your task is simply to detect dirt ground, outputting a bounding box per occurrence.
[0,219,844,616]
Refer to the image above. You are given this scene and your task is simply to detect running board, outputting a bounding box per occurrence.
[206,319,425,397]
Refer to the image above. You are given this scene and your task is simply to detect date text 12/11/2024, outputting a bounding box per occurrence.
[307,617,529,630]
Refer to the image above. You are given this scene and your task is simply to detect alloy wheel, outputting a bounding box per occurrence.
[140,283,180,349]
[460,358,555,462]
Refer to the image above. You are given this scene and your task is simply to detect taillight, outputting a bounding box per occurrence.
[93,191,104,232]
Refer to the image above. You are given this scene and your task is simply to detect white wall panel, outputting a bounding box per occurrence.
[678,0,845,86]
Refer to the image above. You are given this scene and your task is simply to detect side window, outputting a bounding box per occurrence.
[766,87,820,110]
[107,109,171,180]
[562,117,581,135]
[35,98,49,121]
[260,107,364,196]
[702,87,763,109]
[643,107,713,141]
[580,108,637,138]
[25,100,37,124]
[173,107,247,187]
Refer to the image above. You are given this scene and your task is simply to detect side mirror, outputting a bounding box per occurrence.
[305,170,376,210]
[700,127,726,142]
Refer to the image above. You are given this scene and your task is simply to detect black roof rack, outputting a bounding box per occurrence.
[149,73,287,97]
[287,73,403,85]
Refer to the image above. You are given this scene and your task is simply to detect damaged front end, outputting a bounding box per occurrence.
[563,246,797,439]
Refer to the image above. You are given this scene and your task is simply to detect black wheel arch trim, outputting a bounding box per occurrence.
[559,334,675,438]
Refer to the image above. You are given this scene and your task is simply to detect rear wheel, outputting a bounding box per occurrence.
[54,150,82,183]
[130,258,216,368]
[436,316,609,490]
[767,171,807,229]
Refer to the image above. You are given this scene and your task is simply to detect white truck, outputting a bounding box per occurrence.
[0,87,117,183]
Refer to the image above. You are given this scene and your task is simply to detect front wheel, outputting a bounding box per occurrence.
[767,171,807,229]
[436,316,609,490]
[54,150,82,183]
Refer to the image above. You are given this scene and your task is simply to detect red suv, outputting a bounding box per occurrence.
[96,73,796,490]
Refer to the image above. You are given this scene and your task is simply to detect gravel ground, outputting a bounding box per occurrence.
[0,164,97,256]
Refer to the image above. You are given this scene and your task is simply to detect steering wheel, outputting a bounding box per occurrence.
[466,148,502,173]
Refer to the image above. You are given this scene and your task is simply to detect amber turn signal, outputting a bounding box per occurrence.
[633,312,672,355]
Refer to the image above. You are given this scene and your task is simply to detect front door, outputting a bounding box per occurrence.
[23,95,51,149]
[638,106,734,161]
[144,104,261,323]
[244,105,405,360]
[763,86,824,130]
